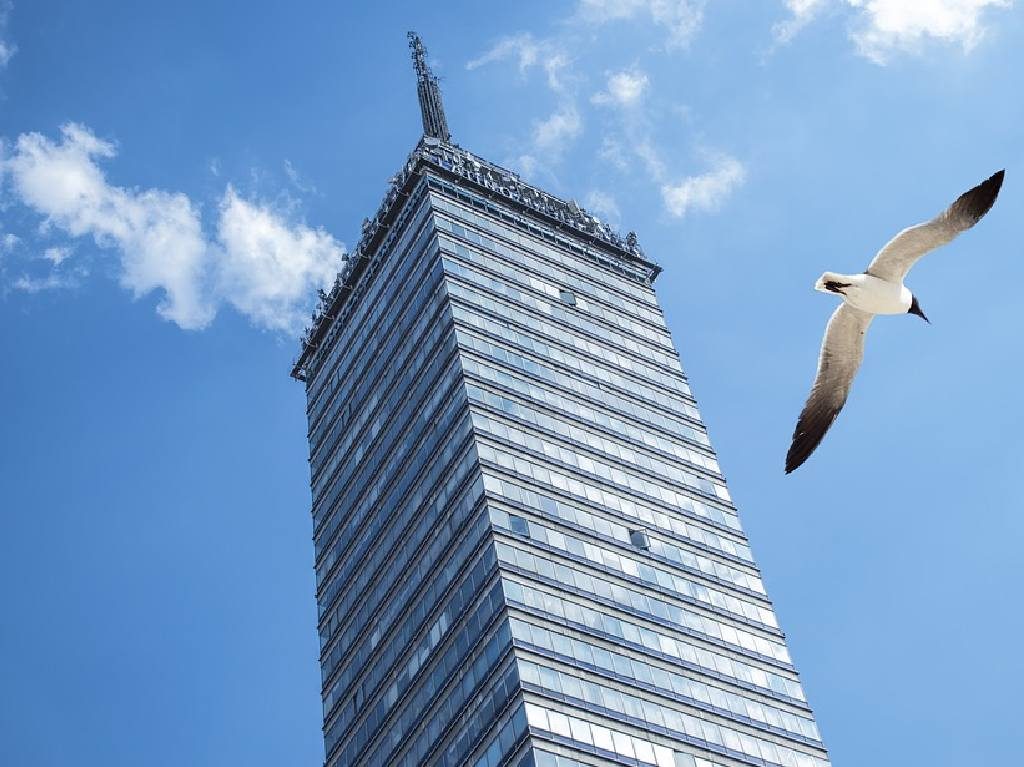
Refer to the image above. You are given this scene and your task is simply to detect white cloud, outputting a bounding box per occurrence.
[216,186,346,333]
[576,0,707,48]
[3,123,346,333]
[661,155,746,217]
[634,139,669,181]
[4,123,214,328]
[1,232,18,252]
[591,69,650,108]
[467,34,570,91]
[533,105,583,154]
[598,136,630,171]
[516,154,540,178]
[43,245,71,265]
[0,1,15,68]
[772,0,830,44]
[773,0,1013,62]
[848,0,1012,62]
[585,190,622,227]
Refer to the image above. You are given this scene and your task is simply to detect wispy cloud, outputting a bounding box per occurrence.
[773,0,1013,63]
[466,4,743,222]
[284,159,319,196]
[12,267,87,294]
[2,123,346,333]
[469,34,584,179]
[42,244,72,265]
[661,154,746,218]
[575,0,707,49]
[585,190,622,227]
[772,0,830,45]
[533,104,583,153]
[466,33,571,92]
[591,69,650,109]
[0,1,15,69]
[1,232,19,252]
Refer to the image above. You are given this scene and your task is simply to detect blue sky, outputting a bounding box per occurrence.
[1,1,1022,765]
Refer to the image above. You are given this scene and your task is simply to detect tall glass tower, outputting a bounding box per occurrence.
[292,33,830,767]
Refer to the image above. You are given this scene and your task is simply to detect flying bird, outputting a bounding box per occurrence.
[785,170,1004,474]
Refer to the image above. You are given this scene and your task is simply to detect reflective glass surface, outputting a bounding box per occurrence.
[299,169,828,766]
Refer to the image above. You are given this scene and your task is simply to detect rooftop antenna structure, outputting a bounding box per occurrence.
[408,31,452,143]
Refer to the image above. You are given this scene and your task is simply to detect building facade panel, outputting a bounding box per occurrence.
[295,34,828,767]
[426,175,830,767]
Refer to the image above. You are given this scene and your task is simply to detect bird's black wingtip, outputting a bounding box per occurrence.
[953,169,1005,225]
[784,452,801,474]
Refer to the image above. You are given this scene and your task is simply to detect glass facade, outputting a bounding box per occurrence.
[295,139,829,766]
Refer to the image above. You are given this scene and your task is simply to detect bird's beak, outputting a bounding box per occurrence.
[909,297,930,324]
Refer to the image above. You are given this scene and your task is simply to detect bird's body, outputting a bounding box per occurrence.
[786,169,1004,474]
[814,271,912,315]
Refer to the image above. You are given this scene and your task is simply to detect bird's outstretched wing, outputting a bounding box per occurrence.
[786,304,874,474]
[866,170,1004,283]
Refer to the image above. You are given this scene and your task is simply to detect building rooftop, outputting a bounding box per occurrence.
[291,33,659,381]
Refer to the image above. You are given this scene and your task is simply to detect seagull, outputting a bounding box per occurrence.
[785,170,1004,474]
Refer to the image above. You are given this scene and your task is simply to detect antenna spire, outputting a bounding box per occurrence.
[407,32,452,142]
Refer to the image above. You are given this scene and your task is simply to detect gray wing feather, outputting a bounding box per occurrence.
[786,304,873,473]
[866,170,1004,282]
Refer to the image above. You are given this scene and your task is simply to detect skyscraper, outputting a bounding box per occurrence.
[292,33,830,767]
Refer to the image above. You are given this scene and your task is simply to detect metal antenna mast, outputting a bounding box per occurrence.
[408,32,452,142]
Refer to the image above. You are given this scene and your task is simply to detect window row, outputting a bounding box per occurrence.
[317,417,475,654]
[532,745,726,767]
[492,508,773,628]
[463,702,530,767]
[477,441,738,549]
[327,579,506,763]
[467,382,723,497]
[504,577,803,702]
[462,352,712,466]
[497,544,793,667]
[309,263,449,488]
[439,238,677,368]
[314,383,468,614]
[328,547,498,749]
[475,414,732,527]
[312,317,456,514]
[308,187,435,408]
[526,703,724,767]
[511,618,819,742]
[459,338,708,450]
[446,274,692,403]
[521,663,829,767]
[322,477,486,700]
[454,318,704,444]
[434,210,672,345]
[430,187,660,313]
[360,594,515,767]
[308,232,443,464]
[323,505,491,720]
[483,473,754,580]
[431,185,658,308]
